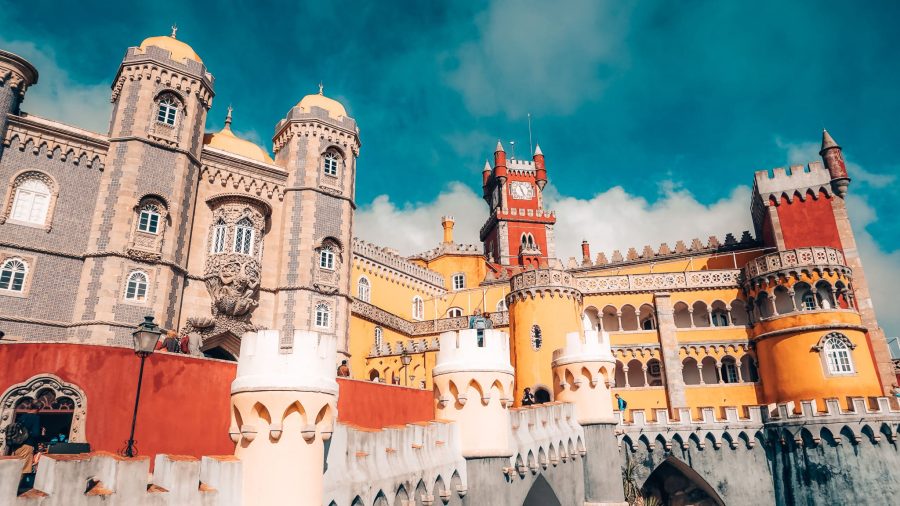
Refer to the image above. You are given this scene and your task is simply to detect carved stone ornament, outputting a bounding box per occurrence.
[183,198,267,344]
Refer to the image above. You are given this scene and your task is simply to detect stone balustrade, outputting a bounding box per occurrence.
[744,247,847,282]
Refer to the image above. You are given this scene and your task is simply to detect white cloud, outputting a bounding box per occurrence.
[445,0,631,118]
[0,38,111,134]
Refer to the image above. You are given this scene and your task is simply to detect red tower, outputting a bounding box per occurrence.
[480,142,556,268]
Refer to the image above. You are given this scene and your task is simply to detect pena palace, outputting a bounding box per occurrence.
[0,31,898,506]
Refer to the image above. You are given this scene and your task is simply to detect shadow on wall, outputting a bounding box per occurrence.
[523,474,562,506]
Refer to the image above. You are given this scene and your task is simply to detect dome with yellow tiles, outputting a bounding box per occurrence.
[296,86,348,119]
[203,108,274,163]
[139,30,203,64]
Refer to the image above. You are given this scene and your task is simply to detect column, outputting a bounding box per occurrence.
[653,292,687,409]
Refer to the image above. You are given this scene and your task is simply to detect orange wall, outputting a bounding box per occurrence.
[336,378,433,429]
[0,343,236,460]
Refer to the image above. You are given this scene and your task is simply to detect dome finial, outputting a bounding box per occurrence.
[224,105,233,130]
[170,23,178,39]
[318,81,324,95]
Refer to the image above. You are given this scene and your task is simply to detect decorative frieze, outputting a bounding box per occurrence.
[574,269,741,295]
[352,238,445,289]
[3,115,108,170]
[743,246,847,283]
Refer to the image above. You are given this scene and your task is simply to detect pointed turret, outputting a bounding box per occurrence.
[819,129,849,197]
[494,140,508,180]
[533,143,547,190]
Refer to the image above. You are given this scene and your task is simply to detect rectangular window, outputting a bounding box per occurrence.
[212,226,226,253]
[138,211,159,234]
[452,274,465,291]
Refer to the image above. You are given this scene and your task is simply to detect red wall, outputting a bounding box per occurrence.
[776,193,843,250]
[0,343,236,460]
[336,378,434,429]
[0,344,436,460]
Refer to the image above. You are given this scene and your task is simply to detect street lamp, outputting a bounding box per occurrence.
[401,351,412,387]
[124,316,161,457]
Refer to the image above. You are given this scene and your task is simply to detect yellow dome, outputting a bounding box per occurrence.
[296,91,348,119]
[139,35,203,64]
[203,109,273,163]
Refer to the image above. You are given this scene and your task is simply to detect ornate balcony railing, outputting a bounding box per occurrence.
[743,247,847,281]
[575,270,741,294]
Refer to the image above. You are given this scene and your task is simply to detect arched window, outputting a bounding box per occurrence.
[124,271,148,301]
[210,219,226,253]
[374,326,383,350]
[314,303,331,329]
[138,203,161,234]
[496,298,507,312]
[157,97,178,126]
[446,307,463,318]
[721,357,739,383]
[820,333,855,374]
[451,273,465,291]
[323,152,339,177]
[0,258,27,292]
[233,218,254,255]
[357,277,370,302]
[801,292,817,311]
[711,310,729,327]
[320,246,335,270]
[531,324,542,350]
[10,178,51,225]
[412,296,424,320]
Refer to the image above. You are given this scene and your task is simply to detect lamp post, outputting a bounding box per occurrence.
[124,316,161,457]
[401,351,412,387]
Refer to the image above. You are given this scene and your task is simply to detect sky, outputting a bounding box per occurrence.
[1,0,898,336]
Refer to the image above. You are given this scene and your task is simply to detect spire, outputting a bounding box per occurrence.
[534,144,543,156]
[820,129,840,154]
[224,105,233,131]
[170,23,178,39]
[318,81,324,95]
[483,160,491,172]
[495,140,505,152]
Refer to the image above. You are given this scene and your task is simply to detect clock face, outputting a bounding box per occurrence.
[510,181,534,200]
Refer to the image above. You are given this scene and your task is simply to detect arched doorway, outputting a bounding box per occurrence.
[534,387,551,404]
[523,475,561,506]
[642,457,724,506]
[0,374,87,454]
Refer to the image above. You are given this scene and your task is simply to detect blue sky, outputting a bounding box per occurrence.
[2,0,898,335]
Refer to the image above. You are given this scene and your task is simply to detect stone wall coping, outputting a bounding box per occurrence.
[231,329,338,394]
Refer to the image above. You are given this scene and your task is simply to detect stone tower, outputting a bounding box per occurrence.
[432,328,516,457]
[270,89,360,355]
[71,31,214,343]
[0,50,38,157]
[480,142,556,267]
[506,269,584,404]
[231,329,338,506]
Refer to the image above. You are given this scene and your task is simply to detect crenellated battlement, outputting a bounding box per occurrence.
[552,330,615,367]
[231,329,338,395]
[408,242,484,261]
[0,452,241,506]
[506,402,586,477]
[753,162,832,203]
[432,329,514,377]
[352,237,446,289]
[617,396,900,452]
[324,421,468,506]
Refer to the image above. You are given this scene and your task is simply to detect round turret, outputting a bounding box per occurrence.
[506,269,584,404]
[231,329,338,506]
[432,329,515,458]
[552,330,616,424]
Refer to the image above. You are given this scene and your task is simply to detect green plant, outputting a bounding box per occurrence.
[622,458,640,505]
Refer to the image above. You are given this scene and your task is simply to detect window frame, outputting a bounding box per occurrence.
[446,307,463,318]
[374,326,383,350]
[233,218,255,256]
[451,273,465,291]
[357,276,371,302]
[124,271,149,302]
[821,333,855,375]
[314,303,331,329]
[412,296,424,321]
[531,324,543,350]
[211,220,227,254]
[0,258,28,293]
[157,98,179,126]
[319,246,336,270]
[137,204,161,234]
[10,179,52,226]
[323,151,339,177]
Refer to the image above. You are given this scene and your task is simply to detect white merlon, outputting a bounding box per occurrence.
[433,329,514,376]
[552,330,615,367]
[231,329,338,395]
[508,403,586,475]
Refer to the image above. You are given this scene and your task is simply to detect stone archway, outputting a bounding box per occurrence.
[0,374,87,453]
[642,456,724,506]
[523,475,561,506]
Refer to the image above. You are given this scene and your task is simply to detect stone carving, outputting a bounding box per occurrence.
[183,197,267,345]
[0,374,87,454]
[744,247,847,282]
[574,270,741,294]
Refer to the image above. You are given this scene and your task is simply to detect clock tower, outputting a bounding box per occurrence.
[480,142,556,268]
